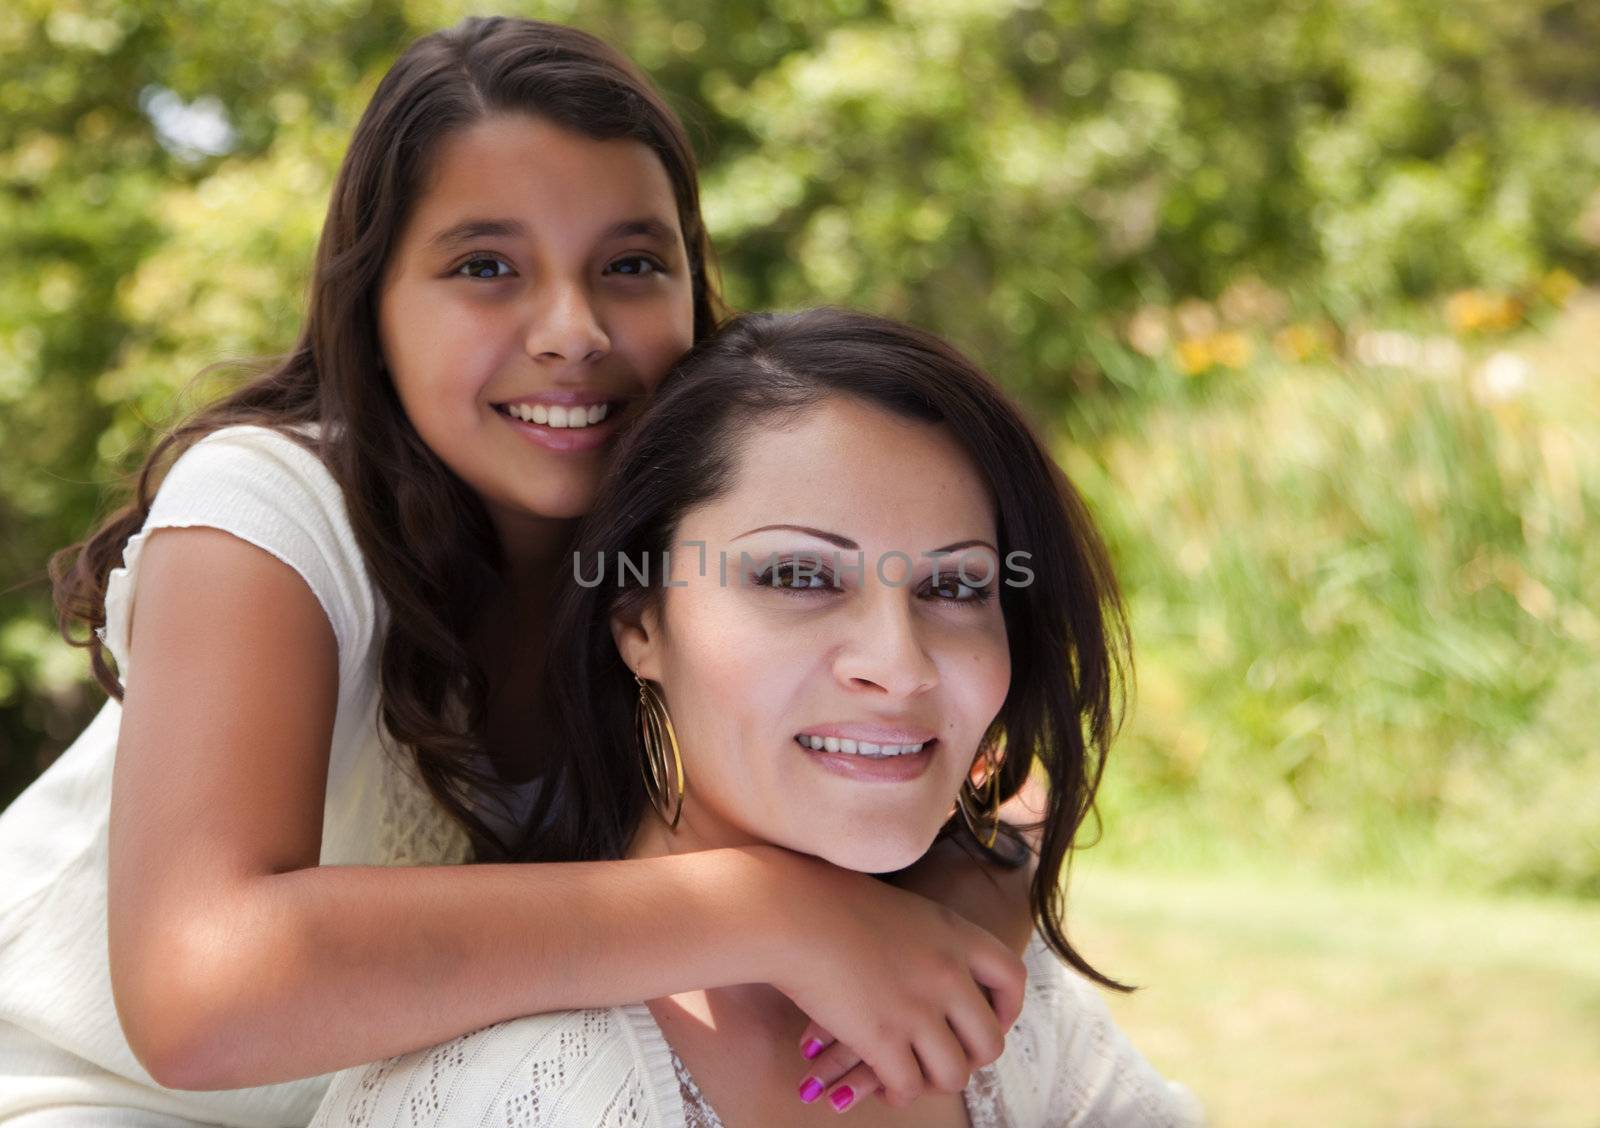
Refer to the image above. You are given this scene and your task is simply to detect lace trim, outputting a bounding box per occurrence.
[374,734,474,867]
[665,1043,1009,1127]
[670,1048,722,1128]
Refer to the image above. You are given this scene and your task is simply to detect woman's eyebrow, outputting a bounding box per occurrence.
[732,525,997,555]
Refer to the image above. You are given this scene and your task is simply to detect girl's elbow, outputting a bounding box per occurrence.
[111,930,256,1090]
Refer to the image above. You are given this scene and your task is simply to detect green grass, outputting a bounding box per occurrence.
[1057,293,1600,898]
[1065,861,1600,1126]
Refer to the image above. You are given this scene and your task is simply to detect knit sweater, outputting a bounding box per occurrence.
[309,930,1206,1127]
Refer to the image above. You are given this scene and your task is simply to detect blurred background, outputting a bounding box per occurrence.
[2,0,1596,1122]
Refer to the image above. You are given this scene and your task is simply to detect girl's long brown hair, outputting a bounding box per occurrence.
[49,16,720,860]
[526,308,1136,992]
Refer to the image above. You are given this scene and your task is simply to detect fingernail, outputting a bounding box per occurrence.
[802,1038,825,1060]
[799,1077,823,1103]
[830,1085,855,1111]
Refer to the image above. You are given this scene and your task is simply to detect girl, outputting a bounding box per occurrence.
[0,18,1036,1127]
[310,308,1205,1127]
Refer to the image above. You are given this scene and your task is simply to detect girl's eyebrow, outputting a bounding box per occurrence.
[426,215,679,252]
[428,217,526,251]
[603,216,679,243]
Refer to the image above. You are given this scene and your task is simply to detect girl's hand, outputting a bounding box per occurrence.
[751,846,1027,1111]
[788,826,1042,1111]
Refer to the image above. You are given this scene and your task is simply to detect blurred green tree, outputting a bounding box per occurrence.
[3,0,1597,893]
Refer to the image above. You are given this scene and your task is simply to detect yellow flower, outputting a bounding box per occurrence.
[1446,289,1523,335]
[1210,331,1254,369]
[1538,268,1580,308]
[1273,323,1324,361]
[1175,337,1214,376]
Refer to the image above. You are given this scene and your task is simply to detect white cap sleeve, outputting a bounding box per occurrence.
[101,424,375,689]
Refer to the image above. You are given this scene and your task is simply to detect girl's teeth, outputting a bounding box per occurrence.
[506,402,610,428]
[796,735,927,757]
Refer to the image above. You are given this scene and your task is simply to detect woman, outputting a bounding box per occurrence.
[310,308,1205,1126]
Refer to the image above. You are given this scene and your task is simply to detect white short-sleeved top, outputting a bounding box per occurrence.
[308,930,1207,1128]
[0,426,494,1127]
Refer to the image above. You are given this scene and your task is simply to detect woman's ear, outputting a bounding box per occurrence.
[610,598,665,681]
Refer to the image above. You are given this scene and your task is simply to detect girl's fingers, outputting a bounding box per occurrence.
[909,1018,975,1096]
[968,945,1028,1033]
[822,1061,886,1113]
[796,1040,860,1104]
[945,987,1009,1071]
[797,1020,833,1062]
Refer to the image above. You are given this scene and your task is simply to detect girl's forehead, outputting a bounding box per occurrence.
[406,113,682,248]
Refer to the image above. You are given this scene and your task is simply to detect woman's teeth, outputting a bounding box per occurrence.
[500,402,611,428]
[795,735,929,757]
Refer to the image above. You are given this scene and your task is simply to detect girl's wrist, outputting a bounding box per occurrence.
[698,843,814,989]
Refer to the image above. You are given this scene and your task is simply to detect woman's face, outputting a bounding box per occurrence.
[615,396,1012,873]
[378,113,695,550]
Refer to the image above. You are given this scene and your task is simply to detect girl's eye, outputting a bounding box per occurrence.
[454,256,515,280]
[605,255,664,277]
[751,563,837,591]
[455,256,514,280]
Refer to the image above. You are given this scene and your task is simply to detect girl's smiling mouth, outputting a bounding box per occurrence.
[492,392,632,451]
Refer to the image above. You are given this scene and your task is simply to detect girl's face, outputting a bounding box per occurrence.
[615,396,1013,873]
[379,113,695,550]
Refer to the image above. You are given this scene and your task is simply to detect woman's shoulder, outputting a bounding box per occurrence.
[995,931,1207,1125]
[310,1005,683,1128]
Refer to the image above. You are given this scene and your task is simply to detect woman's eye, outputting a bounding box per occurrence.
[927,577,994,604]
[752,564,836,591]
[455,256,514,280]
[605,255,663,277]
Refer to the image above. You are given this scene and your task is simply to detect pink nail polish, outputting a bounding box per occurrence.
[802,1038,825,1060]
[799,1077,823,1103]
[830,1085,855,1111]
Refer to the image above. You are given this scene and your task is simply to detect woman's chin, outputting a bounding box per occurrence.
[803,829,940,875]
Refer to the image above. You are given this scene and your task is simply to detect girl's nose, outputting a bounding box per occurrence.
[832,593,939,699]
[525,282,610,364]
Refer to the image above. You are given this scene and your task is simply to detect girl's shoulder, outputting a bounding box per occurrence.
[104,420,377,683]
[309,1004,682,1128]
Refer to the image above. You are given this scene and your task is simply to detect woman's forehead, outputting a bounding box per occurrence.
[689,398,999,551]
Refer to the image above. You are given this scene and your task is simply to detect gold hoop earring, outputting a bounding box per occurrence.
[957,736,1003,849]
[635,674,685,829]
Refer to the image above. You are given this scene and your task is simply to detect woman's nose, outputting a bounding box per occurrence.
[524,282,610,364]
[832,592,939,698]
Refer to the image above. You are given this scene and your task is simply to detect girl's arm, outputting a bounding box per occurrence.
[897,774,1048,955]
[110,528,1024,1105]
[786,774,1045,1108]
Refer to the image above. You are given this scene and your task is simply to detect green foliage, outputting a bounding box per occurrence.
[1075,301,1600,896]
[2,0,1596,895]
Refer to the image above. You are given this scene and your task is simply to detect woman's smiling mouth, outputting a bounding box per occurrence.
[793,730,939,782]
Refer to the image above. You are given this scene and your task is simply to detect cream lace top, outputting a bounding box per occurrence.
[309,931,1207,1127]
[0,426,487,1127]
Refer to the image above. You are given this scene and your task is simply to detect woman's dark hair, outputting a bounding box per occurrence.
[524,308,1135,993]
[49,16,721,859]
